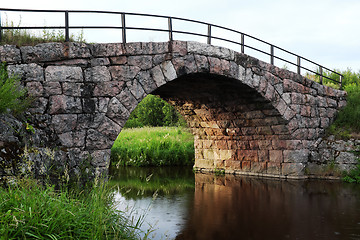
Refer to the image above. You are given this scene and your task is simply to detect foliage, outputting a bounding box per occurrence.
[329,84,360,134]
[0,178,141,239]
[306,68,360,90]
[124,94,186,128]
[343,158,360,183]
[0,62,32,115]
[0,17,85,46]
[111,127,194,167]
[306,68,360,138]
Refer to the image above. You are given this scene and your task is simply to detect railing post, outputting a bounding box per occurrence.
[207,24,211,44]
[241,33,244,53]
[340,75,343,90]
[121,13,126,44]
[65,11,69,42]
[319,66,323,85]
[168,17,173,41]
[270,45,274,65]
[297,56,301,74]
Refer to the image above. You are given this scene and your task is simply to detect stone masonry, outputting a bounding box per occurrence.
[0,40,348,178]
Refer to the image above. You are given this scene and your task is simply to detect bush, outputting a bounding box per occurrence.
[308,68,360,89]
[124,94,186,128]
[332,84,360,132]
[0,62,31,115]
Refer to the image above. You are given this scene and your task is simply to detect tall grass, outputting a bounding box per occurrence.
[0,178,141,239]
[0,17,85,46]
[111,127,194,167]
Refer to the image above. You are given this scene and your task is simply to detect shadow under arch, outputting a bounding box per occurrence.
[151,72,291,175]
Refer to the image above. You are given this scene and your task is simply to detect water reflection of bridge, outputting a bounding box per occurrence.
[177,173,360,240]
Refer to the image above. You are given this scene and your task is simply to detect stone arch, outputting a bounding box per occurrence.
[2,40,346,178]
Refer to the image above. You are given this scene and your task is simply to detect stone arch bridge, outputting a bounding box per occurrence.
[1,41,346,178]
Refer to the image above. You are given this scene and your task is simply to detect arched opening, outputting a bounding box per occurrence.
[152,73,292,175]
[110,72,292,177]
[110,93,194,168]
[108,72,293,238]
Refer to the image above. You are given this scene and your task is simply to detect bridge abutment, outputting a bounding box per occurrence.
[0,40,348,179]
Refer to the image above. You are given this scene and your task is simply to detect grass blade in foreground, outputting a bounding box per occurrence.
[0,179,140,239]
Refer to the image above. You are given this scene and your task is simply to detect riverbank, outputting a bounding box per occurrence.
[111,126,194,167]
[0,178,142,239]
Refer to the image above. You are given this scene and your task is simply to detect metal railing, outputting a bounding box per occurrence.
[0,8,343,88]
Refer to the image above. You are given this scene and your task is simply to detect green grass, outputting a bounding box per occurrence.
[0,178,141,239]
[343,157,360,183]
[0,17,85,46]
[111,127,194,167]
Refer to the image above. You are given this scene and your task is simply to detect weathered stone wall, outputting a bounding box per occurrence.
[0,40,347,178]
[307,136,360,177]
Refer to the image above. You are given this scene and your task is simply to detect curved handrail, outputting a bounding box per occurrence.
[0,8,343,88]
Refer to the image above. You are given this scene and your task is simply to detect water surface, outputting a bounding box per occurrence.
[110,167,360,240]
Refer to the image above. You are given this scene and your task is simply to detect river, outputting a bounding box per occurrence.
[110,167,360,240]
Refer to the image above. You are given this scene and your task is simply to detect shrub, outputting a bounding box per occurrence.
[124,94,186,128]
[343,158,360,183]
[306,68,360,90]
[326,83,360,138]
[0,62,32,115]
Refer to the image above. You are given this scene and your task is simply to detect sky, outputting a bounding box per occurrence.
[1,0,360,73]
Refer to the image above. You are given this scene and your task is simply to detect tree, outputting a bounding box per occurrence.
[124,94,183,128]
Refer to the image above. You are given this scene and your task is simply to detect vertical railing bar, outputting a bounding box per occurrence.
[270,45,274,65]
[0,9,344,87]
[241,33,244,54]
[65,11,69,42]
[297,56,301,74]
[319,66,323,85]
[168,17,173,41]
[121,13,126,44]
[340,75,343,90]
[207,24,211,44]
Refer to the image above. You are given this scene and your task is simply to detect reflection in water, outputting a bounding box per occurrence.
[111,167,194,239]
[111,167,360,240]
[178,174,360,240]
[114,192,194,239]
